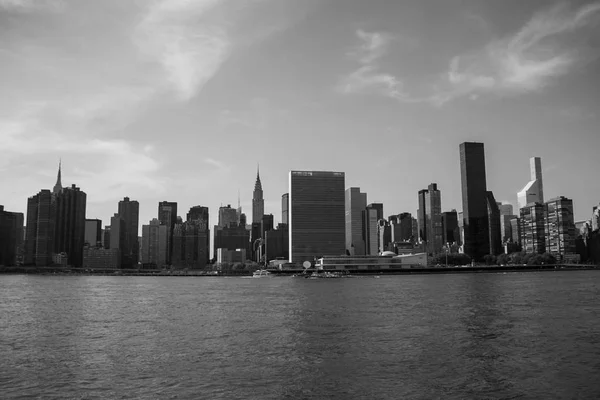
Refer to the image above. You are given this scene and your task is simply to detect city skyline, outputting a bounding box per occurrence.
[1,0,599,233]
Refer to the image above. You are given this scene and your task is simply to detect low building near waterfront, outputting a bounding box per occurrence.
[315,252,427,271]
[217,248,246,264]
[83,246,120,269]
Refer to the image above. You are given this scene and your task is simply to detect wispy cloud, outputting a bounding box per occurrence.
[433,2,600,104]
[133,0,232,101]
[337,30,410,100]
[204,157,230,171]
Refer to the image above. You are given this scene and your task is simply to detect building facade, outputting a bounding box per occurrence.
[345,187,367,256]
[282,193,289,226]
[459,142,490,261]
[141,218,168,267]
[158,201,178,264]
[289,171,345,264]
[172,220,210,269]
[54,184,87,267]
[442,210,458,246]
[364,203,383,256]
[520,203,546,254]
[0,206,24,266]
[486,191,502,256]
[544,196,576,261]
[84,219,102,247]
[118,197,139,268]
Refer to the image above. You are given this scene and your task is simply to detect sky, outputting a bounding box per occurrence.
[1,0,600,237]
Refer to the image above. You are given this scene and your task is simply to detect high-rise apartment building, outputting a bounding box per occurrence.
[158,201,178,264]
[486,191,502,256]
[218,205,238,228]
[54,184,87,267]
[141,218,168,267]
[252,167,264,225]
[25,189,56,266]
[345,187,367,256]
[459,142,490,261]
[517,157,544,210]
[289,171,345,263]
[544,196,576,261]
[84,219,102,247]
[118,197,139,267]
[520,203,545,254]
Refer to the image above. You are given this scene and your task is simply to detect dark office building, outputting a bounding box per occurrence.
[54,184,87,267]
[158,201,178,264]
[486,191,502,256]
[214,225,250,256]
[25,190,56,266]
[397,213,413,242]
[459,142,490,261]
[0,206,24,266]
[84,219,102,247]
[417,189,427,242]
[442,211,458,245]
[261,214,274,240]
[265,224,289,261]
[172,220,210,269]
[103,226,111,249]
[289,171,345,263]
[118,197,139,268]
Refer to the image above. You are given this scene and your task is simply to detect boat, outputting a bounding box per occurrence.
[252,269,272,278]
[304,270,352,279]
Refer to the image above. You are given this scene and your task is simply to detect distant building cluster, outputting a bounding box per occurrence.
[1,142,599,268]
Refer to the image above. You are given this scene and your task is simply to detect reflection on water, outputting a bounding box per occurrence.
[1,272,600,399]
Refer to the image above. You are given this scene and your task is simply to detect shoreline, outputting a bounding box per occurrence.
[1,264,599,277]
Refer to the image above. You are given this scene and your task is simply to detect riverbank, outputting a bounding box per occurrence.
[1,264,599,277]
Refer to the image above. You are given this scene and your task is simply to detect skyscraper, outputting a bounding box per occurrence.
[0,205,24,266]
[110,213,126,259]
[459,142,490,261]
[282,193,289,226]
[289,171,345,263]
[187,206,209,225]
[252,166,264,225]
[517,157,544,210]
[54,184,87,267]
[218,205,238,228]
[417,184,442,254]
[25,189,56,266]
[158,201,178,264]
[486,191,502,256]
[398,212,413,242]
[172,220,210,269]
[118,197,139,268]
[425,183,443,255]
[442,211,458,245]
[364,203,383,256]
[345,187,367,255]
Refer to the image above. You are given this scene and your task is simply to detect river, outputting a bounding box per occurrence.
[1,271,599,399]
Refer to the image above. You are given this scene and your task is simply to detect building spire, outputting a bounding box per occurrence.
[254,163,262,192]
[53,159,63,195]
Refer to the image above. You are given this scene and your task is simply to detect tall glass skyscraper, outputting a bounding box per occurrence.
[289,171,345,264]
[459,142,490,261]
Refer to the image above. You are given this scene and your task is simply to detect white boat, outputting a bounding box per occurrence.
[252,269,272,278]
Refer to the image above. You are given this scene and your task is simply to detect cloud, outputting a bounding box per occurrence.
[434,2,600,104]
[204,158,229,171]
[133,0,234,101]
[338,30,410,100]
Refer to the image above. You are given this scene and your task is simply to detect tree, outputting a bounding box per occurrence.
[483,254,497,265]
[497,253,510,265]
[541,253,557,265]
